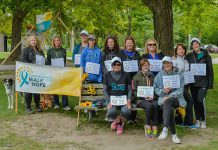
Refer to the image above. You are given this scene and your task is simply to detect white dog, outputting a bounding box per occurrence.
[3,78,15,109]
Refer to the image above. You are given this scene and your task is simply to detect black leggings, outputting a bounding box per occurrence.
[25,93,40,109]
[162,97,179,134]
[138,100,158,126]
[190,87,207,121]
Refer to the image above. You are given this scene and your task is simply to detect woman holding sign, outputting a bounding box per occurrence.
[154,56,186,144]
[133,58,158,138]
[47,36,71,111]
[102,36,120,76]
[117,36,140,123]
[103,57,131,135]
[21,35,45,113]
[80,34,102,83]
[72,30,89,67]
[141,38,165,76]
[185,38,214,128]
[173,44,197,129]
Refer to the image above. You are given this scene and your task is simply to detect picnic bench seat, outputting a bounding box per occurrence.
[74,83,143,126]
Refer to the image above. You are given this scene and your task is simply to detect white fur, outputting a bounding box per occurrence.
[3,79,15,109]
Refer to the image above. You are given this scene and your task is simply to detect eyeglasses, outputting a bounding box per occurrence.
[148,43,156,47]
[112,63,121,66]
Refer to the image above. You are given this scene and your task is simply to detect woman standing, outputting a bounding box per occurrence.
[102,36,120,76]
[104,57,131,135]
[21,35,45,113]
[80,34,102,83]
[133,58,158,138]
[141,38,164,76]
[72,30,89,67]
[47,36,71,111]
[185,38,214,128]
[117,36,140,123]
[173,43,197,129]
[154,56,186,144]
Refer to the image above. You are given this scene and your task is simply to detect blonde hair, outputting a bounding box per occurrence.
[144,38,159,54]
[52,36,62,48]
[27,35,41,51]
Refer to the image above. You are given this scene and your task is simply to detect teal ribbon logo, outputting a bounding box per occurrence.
[20,71,29,87]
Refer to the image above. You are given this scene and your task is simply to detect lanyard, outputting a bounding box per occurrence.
[192,53,203,63]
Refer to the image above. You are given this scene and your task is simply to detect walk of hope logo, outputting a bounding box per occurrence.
[16,66,32,87]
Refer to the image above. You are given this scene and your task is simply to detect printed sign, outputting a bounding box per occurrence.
[110,95,127,106]
[163,75,180,89]
[191,64,206,76]
[85,62,100,75]
[137,86,154,98]
[123,60,138,72]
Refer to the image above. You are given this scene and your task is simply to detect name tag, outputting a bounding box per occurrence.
[163,75,180,89]
[110,95,127,106]
[183,71,195,84]
[137,86,154,98]
[74,54,81,65]
[123,60,138,72]
[104,60,112,71]
[85,62,100,75]
[36,55,45,65]
[51,58,64,67]
[191,64,206,76]
[148,59,162,72]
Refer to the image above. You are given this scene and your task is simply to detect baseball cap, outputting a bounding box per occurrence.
[88,34,96,40]
[80,30,89,36]
[111,57,122,65]
[190,38,200,45]
[162,56,172,63]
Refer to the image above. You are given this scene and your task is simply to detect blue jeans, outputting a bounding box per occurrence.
[53,95,69,108]
[108,106,131,119]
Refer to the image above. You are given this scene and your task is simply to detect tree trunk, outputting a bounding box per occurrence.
[10,9,27,61]
[142,0,174,56]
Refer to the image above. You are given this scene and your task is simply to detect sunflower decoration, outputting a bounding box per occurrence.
[82,73,88,83]
[178,106,186,118]
[87,85,96,95]
[80,101,92,107]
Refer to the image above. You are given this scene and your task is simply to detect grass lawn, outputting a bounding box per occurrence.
[0,52,10,59]
[0,65,217,149]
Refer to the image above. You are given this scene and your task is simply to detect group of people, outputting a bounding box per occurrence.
[21,29,214,144]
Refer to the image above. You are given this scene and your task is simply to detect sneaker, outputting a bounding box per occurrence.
[111,121,118,131]
[201,121,206,128]
[172,134,181,144]
[117,124,123,135]
[178,123,185,127]
[54,105,59,109]
[63,106,71,111]
[26,108,34,114]
[186,124,198,129]
[158,130,168,140]
[195,120,201,128]
[152,129,158,138]
[144,127,152,138]
[36,107,42,112]
[105,115,114,122]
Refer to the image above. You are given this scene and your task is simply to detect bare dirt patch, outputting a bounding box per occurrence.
[2,113,218,150]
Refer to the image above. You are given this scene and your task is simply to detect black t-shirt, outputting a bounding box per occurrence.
[103,71,131,96]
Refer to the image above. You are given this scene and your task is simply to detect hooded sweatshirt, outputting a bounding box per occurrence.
[80,45,102,82]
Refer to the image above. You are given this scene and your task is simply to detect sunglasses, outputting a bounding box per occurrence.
[112,63,121,66]
[148,43,156,47]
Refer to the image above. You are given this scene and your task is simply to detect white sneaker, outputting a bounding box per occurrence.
[195,120,201,128]
[172,134,181,144]
[158,130,168,140]
[201,121,206,128]
[54,105,59,109]
[63,106,71,111]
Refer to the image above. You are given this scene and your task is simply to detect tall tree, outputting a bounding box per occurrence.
[142,0,174,55]
[0,0,50,61]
